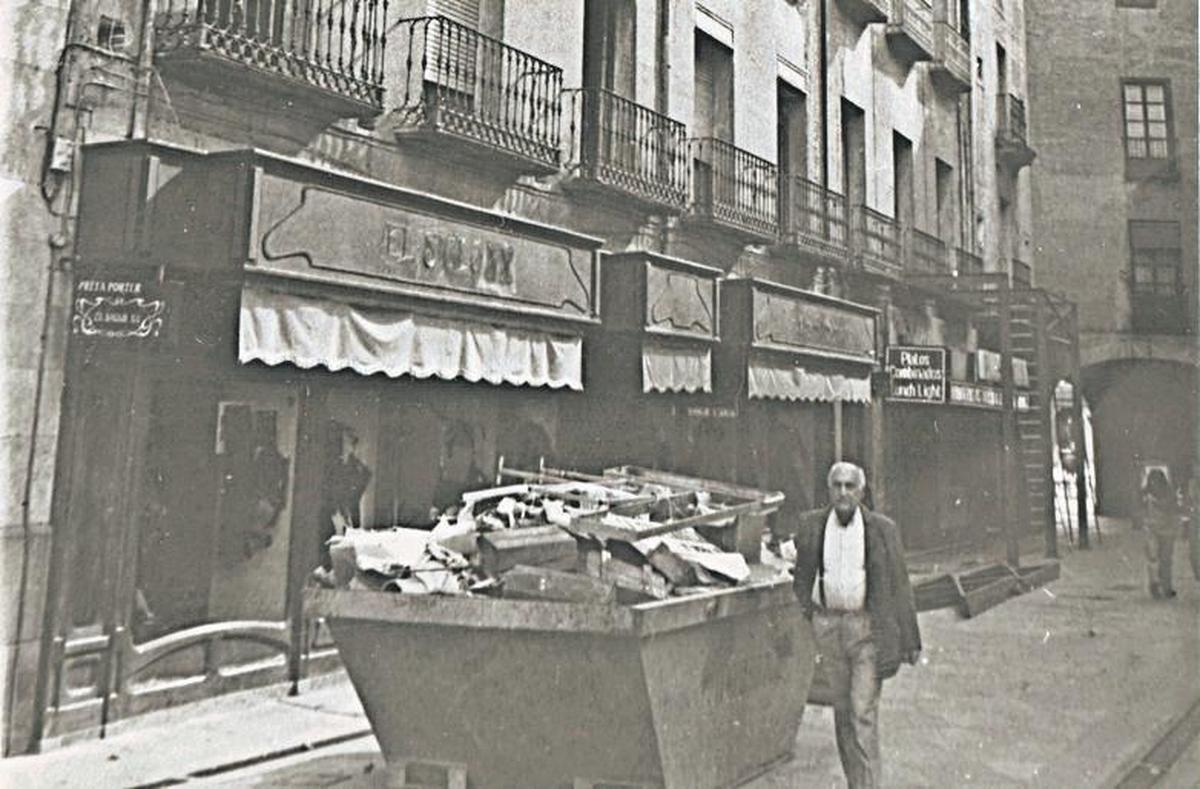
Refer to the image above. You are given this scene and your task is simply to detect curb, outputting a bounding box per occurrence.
[128,728,374,788]
[1106,695,1200,789]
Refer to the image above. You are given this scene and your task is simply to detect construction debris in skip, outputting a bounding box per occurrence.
[312,465,786,604]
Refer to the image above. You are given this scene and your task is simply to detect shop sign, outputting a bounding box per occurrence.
[948,381,1004,410]
[886,346,946,404]
[1015,392,1034,412]
[685,405,738,420]
[976,348,1003,383]
[645,263,717,340]
[256,179,598,321]
[751,288,876,363]
[71,272,165,339]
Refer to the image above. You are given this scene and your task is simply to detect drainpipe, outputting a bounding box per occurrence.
[819,0,829,189]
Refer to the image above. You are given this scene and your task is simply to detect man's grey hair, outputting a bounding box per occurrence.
[827,461,867,489]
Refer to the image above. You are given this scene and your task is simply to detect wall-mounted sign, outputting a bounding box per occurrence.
[685,405,738,420]
[948,381,1004,410]
[645,263,717,340]
[1015,392,1034,412]
[256,179,599,322]
[71,272,166,339]
[751,287,876,363]
[886,346,946,404]
[976,348,1003,383]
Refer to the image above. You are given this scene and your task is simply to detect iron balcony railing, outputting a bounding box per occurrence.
[906,227,950,275]
[783,176,848,253]
[955,247,985,276]
[154,0,386,110]
[392,16,563,168]
[563,88,688,209]
[932,22,971,91]
[889,0,936,58]
[851,205,902,275]
[997,94,1028,146]
[688,137,779,240]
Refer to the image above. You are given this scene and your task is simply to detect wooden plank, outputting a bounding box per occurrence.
[478,526,578,576]
[501,565,617,605]
[961,577,1019,618]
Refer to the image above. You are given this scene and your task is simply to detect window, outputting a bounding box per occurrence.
[694,31,734,141]
[1129,221,1186,334]
[1122,81,1172,160]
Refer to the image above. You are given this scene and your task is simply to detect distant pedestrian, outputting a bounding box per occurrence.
[791,462,922,789]
[1140,468,1181,599]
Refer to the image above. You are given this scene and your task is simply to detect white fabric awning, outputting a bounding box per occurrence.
[239,286,583,390]
[641,339,712,394]
[747,358,871,403]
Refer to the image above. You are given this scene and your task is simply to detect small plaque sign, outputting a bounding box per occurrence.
[71,272,165,339]
[948,381,1004,410]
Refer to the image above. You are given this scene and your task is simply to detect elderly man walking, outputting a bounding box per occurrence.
[791,462,922,788]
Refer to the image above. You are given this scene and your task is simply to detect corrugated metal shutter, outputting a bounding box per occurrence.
[427,0,481,94]
[432,0,479,26]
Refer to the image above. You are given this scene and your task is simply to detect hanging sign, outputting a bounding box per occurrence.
[886,346,946,404]
[71,271,166,339]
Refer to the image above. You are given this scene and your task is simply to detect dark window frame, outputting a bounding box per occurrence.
[1128,220,1188,334]
[1121,78,1177,179]
[1115,0,1157,9]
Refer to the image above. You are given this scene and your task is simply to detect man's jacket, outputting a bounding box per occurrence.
[791,507,922,680]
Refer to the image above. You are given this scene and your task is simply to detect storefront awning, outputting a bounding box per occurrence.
[239,287,583,390]
[642,339,712,394]
[747,358,872,403]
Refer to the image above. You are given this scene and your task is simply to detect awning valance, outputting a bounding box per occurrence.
[642,339,712,394]
[239,286,583,390]
[747,358,872,403]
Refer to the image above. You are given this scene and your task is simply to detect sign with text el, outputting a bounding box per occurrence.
[71,272,166,339]
[887,346,946,404]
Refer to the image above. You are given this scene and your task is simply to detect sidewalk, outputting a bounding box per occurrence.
[4,518,1197,788]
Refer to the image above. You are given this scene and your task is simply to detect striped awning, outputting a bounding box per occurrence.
[747,357,872,403]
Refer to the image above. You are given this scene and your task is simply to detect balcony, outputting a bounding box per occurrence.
[886,0,936,63]
[391,16,563,173]
[906,227,951,275]
[850,205,902,277]
[781,176,848,260]
[687,138,780,243]
[996,94,1036,170]
[835,0,891,25]
[955,247,985,276]
[1011,258,1032,288]
[153,0,385,121]
[562,88,688,210]
[930,22,971,93]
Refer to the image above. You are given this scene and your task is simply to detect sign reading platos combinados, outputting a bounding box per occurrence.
[886,346,946,404]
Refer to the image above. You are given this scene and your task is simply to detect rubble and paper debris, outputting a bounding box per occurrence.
[311,464,786,604]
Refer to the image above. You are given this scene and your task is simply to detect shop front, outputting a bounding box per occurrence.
[35,141,601,742]
[565,251,726,478]
[719,280,878,534]
[883,344,1024,552]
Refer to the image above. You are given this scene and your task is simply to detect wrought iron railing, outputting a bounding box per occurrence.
[154,0,386,109]
[851,205,902,274]
[997,94,1028,145]
[563,88,687,208]
[784,176,848,252]
[907,227,950,274]
[688,137,779,239]
[890,0,936,54]
[955,247,985,276]
[392,16,563,167]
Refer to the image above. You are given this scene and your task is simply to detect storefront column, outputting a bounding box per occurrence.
[999,284,1020,566]
[870,285,893,513]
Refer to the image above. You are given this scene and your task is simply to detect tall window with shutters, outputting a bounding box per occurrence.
[1128,220,1187,334]
[1122,80,1175,177]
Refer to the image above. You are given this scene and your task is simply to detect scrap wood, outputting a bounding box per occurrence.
[500,565,616,604]
[478,526,579,575]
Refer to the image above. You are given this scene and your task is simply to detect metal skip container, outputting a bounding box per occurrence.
[307,577,814,789]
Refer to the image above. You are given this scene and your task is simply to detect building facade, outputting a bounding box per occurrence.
[2,0,1059,754]
[1026,0,1198,516]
